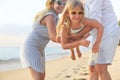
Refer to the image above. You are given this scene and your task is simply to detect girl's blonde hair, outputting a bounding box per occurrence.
[56,0,84,36]
[34,0,54,22]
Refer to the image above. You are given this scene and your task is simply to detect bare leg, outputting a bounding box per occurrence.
[88,66,99,80]
[76,46,82,58]
[95,64,112,80]
[29,67,45,80]
[70,49,76,60]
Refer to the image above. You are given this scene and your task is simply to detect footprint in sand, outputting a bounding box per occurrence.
[55,73,63,78]
[83,72,89,75]
[79,72,89,75]
[73,68,80,70]
[73,78,87,80]
[79,78,87,80]
[65,75,71,78]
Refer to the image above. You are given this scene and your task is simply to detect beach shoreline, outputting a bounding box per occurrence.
[0,46,120,80]
[0,59,21,72]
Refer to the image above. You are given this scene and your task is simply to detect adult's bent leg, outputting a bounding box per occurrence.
[88,66,99,80]
[29,67,45,80]
[95,64,112,80]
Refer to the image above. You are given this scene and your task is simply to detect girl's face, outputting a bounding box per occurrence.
[68,6,83,24]
[53,0,66,14]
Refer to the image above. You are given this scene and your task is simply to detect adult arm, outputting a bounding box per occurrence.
[45,15,57,42]
[83,18,104,53]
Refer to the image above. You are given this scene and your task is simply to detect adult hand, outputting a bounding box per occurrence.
[92,43,99,53]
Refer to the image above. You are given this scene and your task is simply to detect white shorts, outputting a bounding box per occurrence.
[89,27,120,66]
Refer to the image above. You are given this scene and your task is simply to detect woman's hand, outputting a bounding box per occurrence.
[56,36,61,43]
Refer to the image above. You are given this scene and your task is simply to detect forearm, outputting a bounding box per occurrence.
[78,26,92,37]
[61,40,81,49]
[50,34,57,42]
[69,36,85,43]
[69,26,92,40]
[95,26,103,45]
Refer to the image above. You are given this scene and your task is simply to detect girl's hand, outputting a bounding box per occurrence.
[92,43,99,53]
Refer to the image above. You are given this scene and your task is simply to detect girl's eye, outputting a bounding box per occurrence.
[70,11,83,15]
[78,12,83,15]
[71,11,76,15]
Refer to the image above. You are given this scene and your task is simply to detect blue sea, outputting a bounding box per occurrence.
[0,46,68,61]
[0,46,90,61]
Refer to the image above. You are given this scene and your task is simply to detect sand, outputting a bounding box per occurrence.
[0,46,120,80]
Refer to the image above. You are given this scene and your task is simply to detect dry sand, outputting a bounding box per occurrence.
[0,46,120,80]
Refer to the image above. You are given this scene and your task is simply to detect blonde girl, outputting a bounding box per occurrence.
[56,0,103,60]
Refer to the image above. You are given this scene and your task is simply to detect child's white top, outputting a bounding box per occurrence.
[71,24,84,34]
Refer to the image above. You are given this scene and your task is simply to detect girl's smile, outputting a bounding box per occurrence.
[68,6,84,24]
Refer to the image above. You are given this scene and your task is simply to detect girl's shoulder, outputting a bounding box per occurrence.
[60,24,69,34]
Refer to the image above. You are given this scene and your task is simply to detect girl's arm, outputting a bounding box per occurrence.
[60,25,85,49]
[70,27,92,40]
[70,26,93,40]
[77,26,93,37]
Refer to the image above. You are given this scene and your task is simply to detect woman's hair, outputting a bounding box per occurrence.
[56,0,84,36]
[46,0,55,10]
[34,0,54,22]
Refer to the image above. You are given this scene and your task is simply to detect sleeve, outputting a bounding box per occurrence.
[37,11,57,24]
[88,0,103,23]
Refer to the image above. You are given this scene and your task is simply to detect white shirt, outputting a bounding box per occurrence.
[85,0,119,38]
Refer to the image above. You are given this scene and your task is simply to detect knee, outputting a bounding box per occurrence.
[34,73,45,80]
[31,72,45,80]
[29,67,45,80]
[95,64,107,74]
[89,66,95,73]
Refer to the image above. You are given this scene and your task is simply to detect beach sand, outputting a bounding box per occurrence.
[0,46,120,80]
